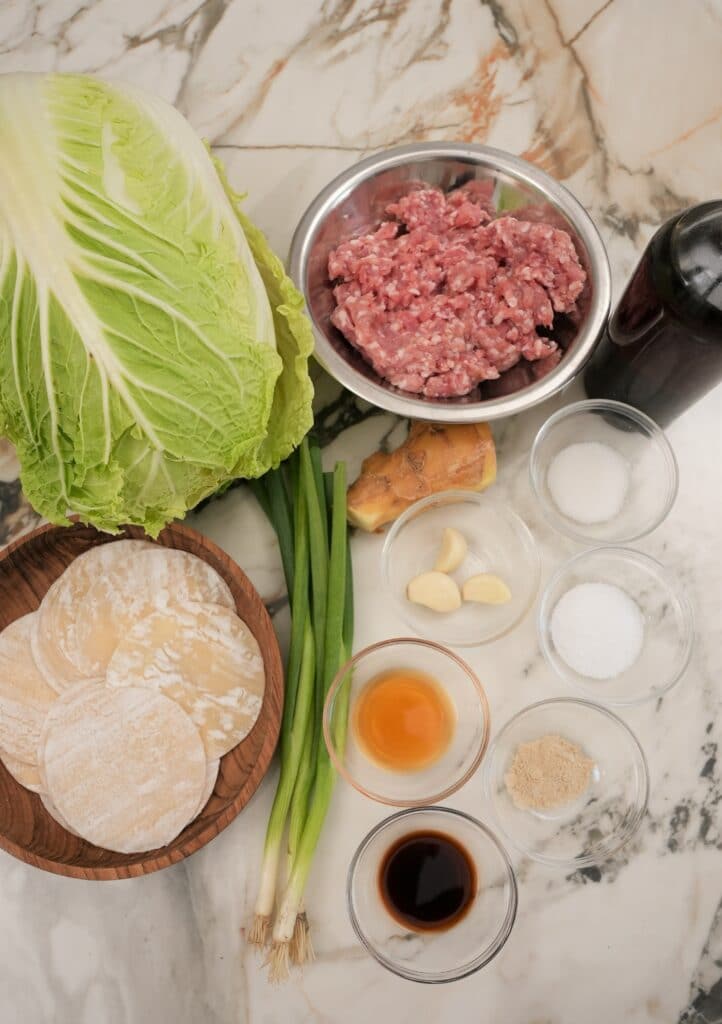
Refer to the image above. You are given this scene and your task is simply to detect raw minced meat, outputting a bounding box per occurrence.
[328,184,587,398]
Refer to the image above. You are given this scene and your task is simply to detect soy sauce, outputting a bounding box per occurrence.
[585,201,722,425]
[379,831,476,932]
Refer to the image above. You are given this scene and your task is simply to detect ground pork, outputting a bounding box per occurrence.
[328,184,587,398]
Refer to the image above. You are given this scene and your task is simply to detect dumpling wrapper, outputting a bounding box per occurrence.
[106,601,264,760]
[1,750,44,793]
[33,542,234,691]
[31,540,153,692]
[41,685,206,854]
[40,793,80,836]
[0,614,58,764]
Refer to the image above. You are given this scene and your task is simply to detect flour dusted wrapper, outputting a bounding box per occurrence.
[38,713,219,838]
[75,547,236,676]
[1,751,44,793]
[31,540,153,692]
[41,685,207,853]
[40,793,80,836]
[107,601,265,760]
[33,542,235,689]
[0,614,59,764]
[8,542,244,849]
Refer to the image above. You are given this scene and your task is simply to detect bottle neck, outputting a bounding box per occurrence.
[649,204,722,337]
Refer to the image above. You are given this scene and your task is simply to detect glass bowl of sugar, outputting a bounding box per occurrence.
[538,547,694,705]
[530,399,678,544]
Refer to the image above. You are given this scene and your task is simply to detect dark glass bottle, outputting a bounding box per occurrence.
[585,201,722,425]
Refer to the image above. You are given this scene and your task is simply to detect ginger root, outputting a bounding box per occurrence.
[347,422,496,532]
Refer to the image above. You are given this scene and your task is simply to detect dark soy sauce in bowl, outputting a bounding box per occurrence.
[379,830,476,932]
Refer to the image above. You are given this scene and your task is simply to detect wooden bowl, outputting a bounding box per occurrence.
[0,521,283,880]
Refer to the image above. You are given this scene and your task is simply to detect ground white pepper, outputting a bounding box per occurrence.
[504,734,594,811]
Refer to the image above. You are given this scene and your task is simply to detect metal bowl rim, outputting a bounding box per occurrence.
[289,141,611,422]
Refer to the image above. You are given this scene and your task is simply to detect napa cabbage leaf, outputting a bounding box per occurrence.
[0,73,313,535]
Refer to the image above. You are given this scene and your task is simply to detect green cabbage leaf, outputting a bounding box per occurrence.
[0,73,313,535]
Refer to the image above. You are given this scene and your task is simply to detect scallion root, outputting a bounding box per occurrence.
[268,941,291,983]
[290,911,314,965]
[248,914,270,948]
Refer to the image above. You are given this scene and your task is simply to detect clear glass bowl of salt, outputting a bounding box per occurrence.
[530,399,678,544]
[538,547,694,705]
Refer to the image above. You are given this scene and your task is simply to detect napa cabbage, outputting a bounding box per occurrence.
[0,73,313,535]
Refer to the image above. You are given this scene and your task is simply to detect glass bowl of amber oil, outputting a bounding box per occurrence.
[347,806,518,982]
[323,638,491,806]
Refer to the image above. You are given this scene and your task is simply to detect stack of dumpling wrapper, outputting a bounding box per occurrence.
[0,541,265,853]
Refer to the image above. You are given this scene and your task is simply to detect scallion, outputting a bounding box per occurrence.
[248,438,354,982]
[268,462,348,978]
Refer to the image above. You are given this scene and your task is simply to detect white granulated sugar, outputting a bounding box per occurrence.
[106,601,265,760]
[0,614,59,764]
[550,582,645,680]
[32,540,153,691]
[547,442,630,525]
[40,685,206,854]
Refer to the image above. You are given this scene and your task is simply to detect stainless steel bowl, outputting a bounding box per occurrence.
[289,142,611,422]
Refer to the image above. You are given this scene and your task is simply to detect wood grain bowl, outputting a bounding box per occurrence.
[0,521,283,880]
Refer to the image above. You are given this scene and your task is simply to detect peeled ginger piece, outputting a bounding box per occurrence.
[347,422,496,532]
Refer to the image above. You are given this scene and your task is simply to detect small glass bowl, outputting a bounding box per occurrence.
[530,399,678,544]
[323,638,490,806]
[381,490,540,647]
[538,547,694,705]
[347,806,518,983]
[484,698,649,868]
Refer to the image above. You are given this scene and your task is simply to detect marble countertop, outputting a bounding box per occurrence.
[1,1,721,1021]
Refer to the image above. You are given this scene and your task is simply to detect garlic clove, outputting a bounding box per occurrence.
[407,571,462,613]
[433,527,468,574]
[462,573,512,605]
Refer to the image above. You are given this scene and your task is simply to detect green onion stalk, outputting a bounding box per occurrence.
[286,714,316,966]
[248,446,310,946]
[268,460,349,980]
[248,439,354,981]
[287,469,340,968]
[281,445,330,965]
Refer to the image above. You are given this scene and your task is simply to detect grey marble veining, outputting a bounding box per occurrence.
[0,1,721,1022]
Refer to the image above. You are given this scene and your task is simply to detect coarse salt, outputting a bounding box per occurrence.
[547,442,629,525]
[550,582,644,680]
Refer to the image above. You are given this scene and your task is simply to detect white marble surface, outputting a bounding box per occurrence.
[1,2,722,1022]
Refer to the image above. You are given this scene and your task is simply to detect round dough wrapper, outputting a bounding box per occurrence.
[1,751,44,793]
[40,793,80,836]
[41,685,206,854]
[194,760,219,820]
[73,546,235,678]
[32,540,153,692]
[106,601,264,760]
[0,614,58,764]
